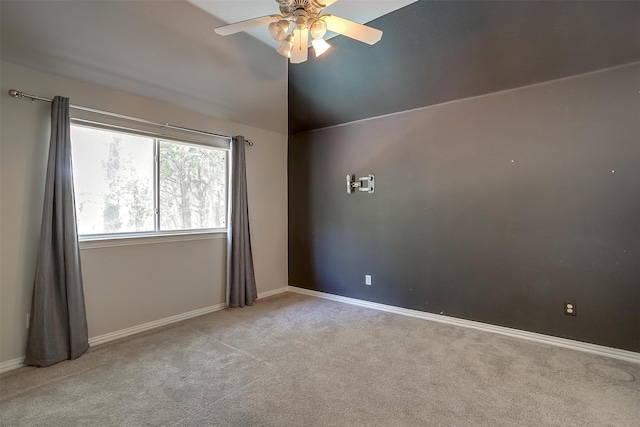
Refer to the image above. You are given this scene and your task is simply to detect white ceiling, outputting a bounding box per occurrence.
[1,0,415,134]
[188,0,417,48]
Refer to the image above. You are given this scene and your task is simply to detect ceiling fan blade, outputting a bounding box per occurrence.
[214,15,280,36]
[290,28,309,64]
[322,15,383,45]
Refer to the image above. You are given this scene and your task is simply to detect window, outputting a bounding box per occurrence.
[70,123,228,238]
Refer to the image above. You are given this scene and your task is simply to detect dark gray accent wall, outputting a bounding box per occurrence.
[288,64,640,351]
[289,1,640,134]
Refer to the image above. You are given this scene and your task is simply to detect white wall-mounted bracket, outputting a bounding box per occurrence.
[346,174,375,194]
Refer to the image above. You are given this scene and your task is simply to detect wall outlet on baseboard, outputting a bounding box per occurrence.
[564,301,576,316]
[365,275,372,286]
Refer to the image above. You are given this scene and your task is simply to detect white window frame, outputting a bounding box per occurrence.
[70,119,230,246]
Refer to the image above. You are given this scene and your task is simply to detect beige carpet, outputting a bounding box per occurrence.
[1,292,638,426]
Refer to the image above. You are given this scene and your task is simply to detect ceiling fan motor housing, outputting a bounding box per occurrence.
[277,0,326,17]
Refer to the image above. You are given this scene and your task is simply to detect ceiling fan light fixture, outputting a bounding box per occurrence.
[308,18,327,40]
[276,34,295,58]
[311,38,331,57]
[269,19,290,42]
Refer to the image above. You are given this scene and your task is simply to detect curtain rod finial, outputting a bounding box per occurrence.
[8,89,22,98]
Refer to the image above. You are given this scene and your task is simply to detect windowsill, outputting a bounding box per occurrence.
[79,230,227,250]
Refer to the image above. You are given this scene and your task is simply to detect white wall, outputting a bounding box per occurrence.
[0,61,288,365]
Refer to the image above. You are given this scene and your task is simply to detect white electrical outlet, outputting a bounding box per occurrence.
[564,301,577,316]
[365,275,372,285]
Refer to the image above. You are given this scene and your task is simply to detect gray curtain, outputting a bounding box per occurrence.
[25,96,89,367]
[227,136,257,308]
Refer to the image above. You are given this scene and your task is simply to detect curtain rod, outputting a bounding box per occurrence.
[7,89,254,146]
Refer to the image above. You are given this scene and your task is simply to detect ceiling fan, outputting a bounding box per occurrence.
[214,0,383,64]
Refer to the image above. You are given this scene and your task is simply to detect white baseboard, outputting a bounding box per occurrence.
[88,303,226,347]
[0,357,26,374]
[257,286,289,300]
[287,286,640,364]
[90,286,288,349]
